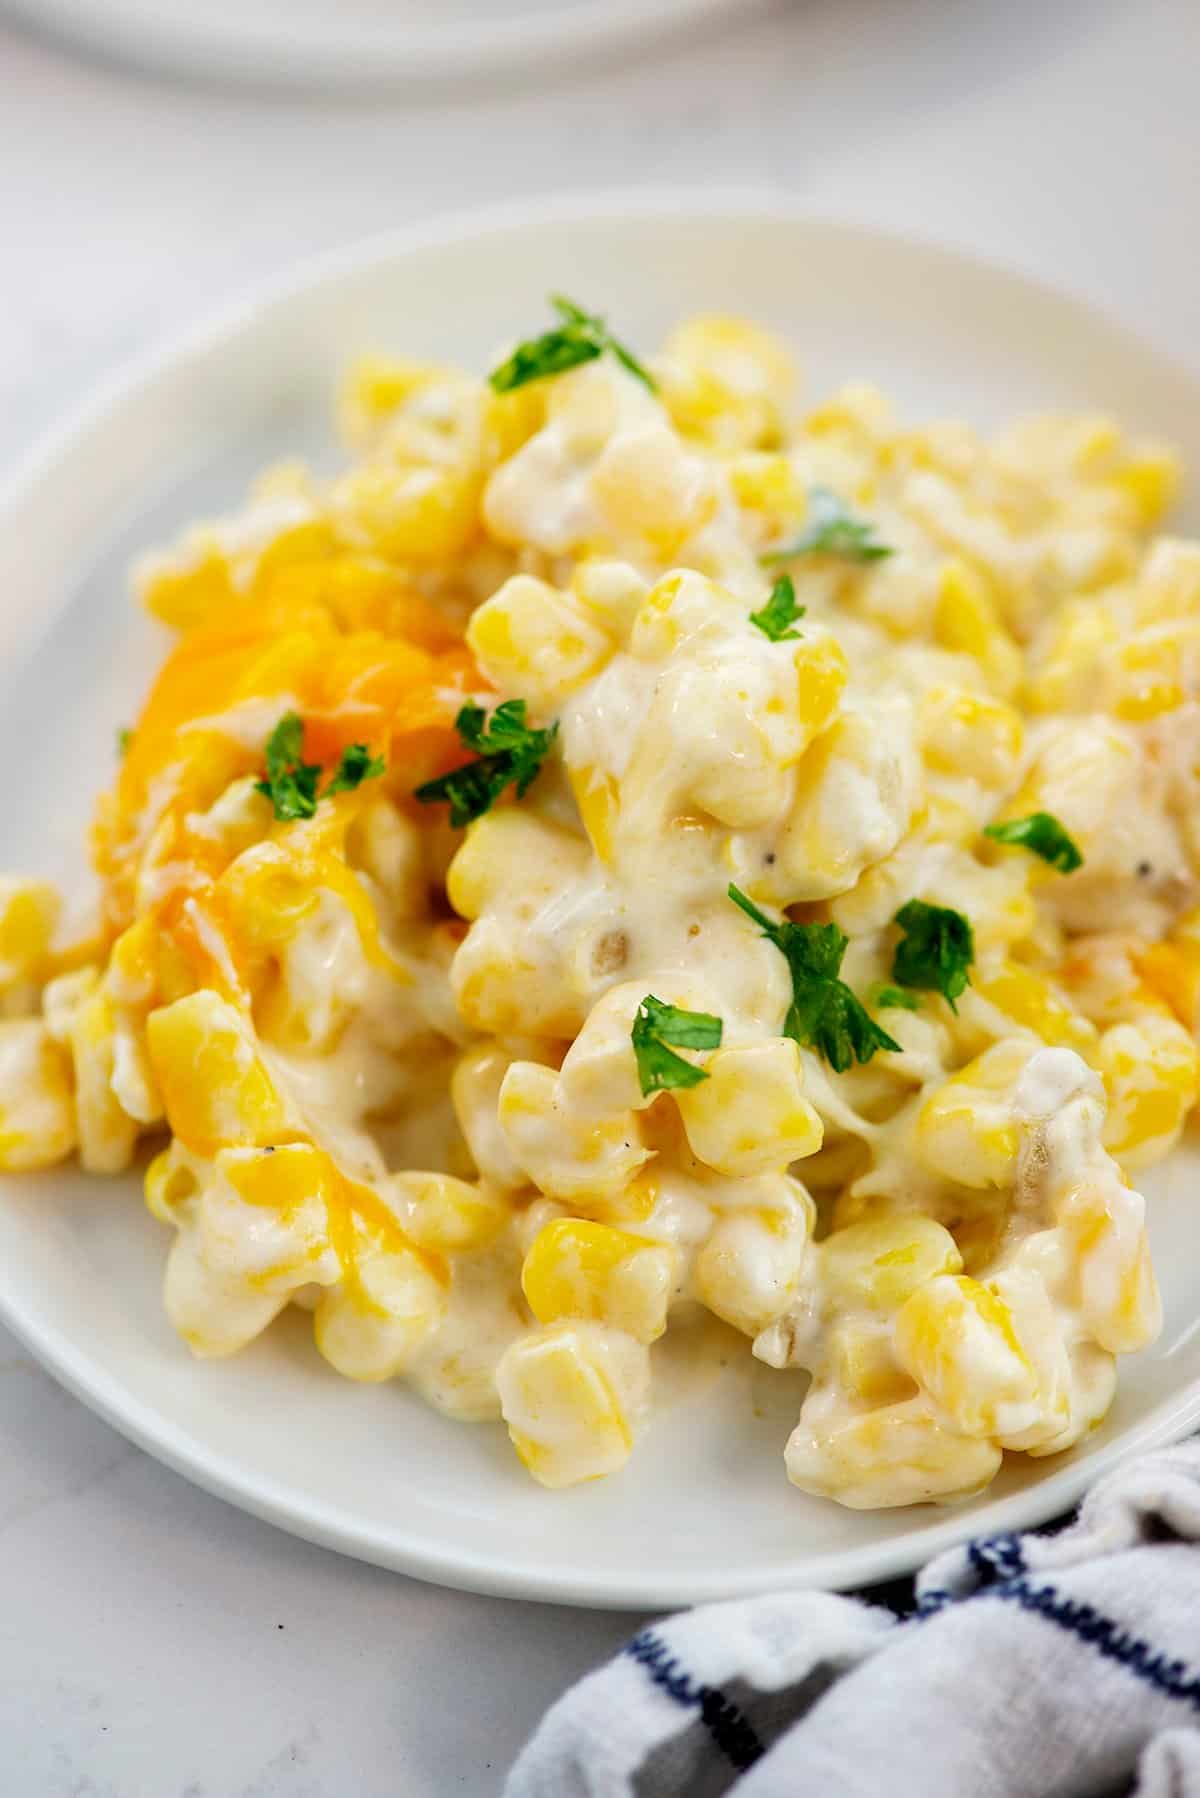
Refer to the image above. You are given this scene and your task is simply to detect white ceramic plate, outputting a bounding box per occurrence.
[2,0,750,86]
[3,194,1200,1611]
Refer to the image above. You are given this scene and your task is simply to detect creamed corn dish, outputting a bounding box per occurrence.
[4,296,1197,1509]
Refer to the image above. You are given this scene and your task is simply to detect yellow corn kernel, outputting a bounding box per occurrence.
[0,879,60,989]
[1056,1178,1161,1354]
[828,1325,914,1407]
[0,1019,76,1170]
[393,1171,511,1256]
[914,1042,1029,1190]
[893,1274,1040,1438]
[660,314,797,451]
[763,702,917,903]
[675,1040,823,1177]
[628,568,736,661]
[146,990,293,1158]
[590,425,717,555]
[784,1393,1002,1509]
[917,688,1023,786]
[451,1042,540,1192]
[934,561,1022,699]
[521,1218,674,1343]
[820,1214,963,1312]
[337,355,450,446]
[1110,623,1200,721]
[496,1323,648,1488]
[497,1060,650,1206]
[794,634,850,736]
[467,575,610,713]
[1133,539,1200,626]
[972,963,1098,1055]
[314,1237,447,1383]
[218,1140,331,1215]
[1024,598,1119,713]
[1114,447,1182,528]
[1097,1017,1199,1168]
[1138,940,1200,1033]
[727,452,808,541]
[144,1144,200,1224]
[69,990,138,1174]
[445,810,575,923]
[695,1197,812,1337]
[568,764,619,865]
[571,560,649,642]
[333,461,480,566]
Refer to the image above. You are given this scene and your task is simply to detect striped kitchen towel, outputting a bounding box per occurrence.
[505,1440,1200,1797]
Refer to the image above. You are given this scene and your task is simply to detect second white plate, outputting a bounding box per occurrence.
[2,0,751,86]
[3,194,1200,1609]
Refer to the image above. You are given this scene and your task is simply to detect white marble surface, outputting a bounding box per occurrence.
[0,1,1198,1790]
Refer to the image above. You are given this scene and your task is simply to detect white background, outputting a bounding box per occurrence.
[0,1,1198,1791]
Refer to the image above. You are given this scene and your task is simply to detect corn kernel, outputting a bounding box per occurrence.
[1056,1177,1161,1353]
[893,1273,1041,1438]
[467,575,610,713]
[917,688,1023,785]
[0,879,60,989]
[934,561,1022,698]
[496,1323,649,1488]
[314,1238,447,1382]
[914,1042,1029,1189]
[393,1170,511,1255]
[522,1217,674,1342]
[333,461,480,566]
[498,1060,650,1205]
[695,1205,811,1337]
[784,1393,1002,1509]
[146,990,294,1158]
[0,1019,76,1171]
[69,989,138,1174]
[1098,1017,1199,1168]
[676,1040,823,1176]
[820,1214,963,1311]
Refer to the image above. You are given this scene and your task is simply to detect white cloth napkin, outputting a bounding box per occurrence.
[505,1442,1200,1797]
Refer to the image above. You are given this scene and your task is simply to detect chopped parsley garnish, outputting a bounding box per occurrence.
[488,294,656,395]
[414,699,558,829]
[257,712,322,821]
[984,811,1083,874]
[116,727,132,758]
[325,743,387,797]
[727,884,900,1073]
[749,573,806,642]
[256,713,386,822]
[871,983,921,1012]
[762,487,893,565]
[891,900,975,1012]
[631,995,723,1096]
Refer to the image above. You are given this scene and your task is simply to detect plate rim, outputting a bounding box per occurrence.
[4,187,1200,1608]
[0,0,755,86]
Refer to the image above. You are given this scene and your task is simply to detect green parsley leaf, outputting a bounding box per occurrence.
[891,899,975,1012]
[324,743,387,798]
[256,711,322,822]
[749,574,806,642]
[870,983,921,1012]
[983,811,1083,874]
[762,487,893,565]
[631,994,723,1096]
[116,727,132,758]
[414,699,559,829]
[488,295,656,395]
[727,883,900,1073]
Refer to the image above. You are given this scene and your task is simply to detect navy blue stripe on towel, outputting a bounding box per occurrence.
[623,1629,765,1773]
[980,1577,1200,1710]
